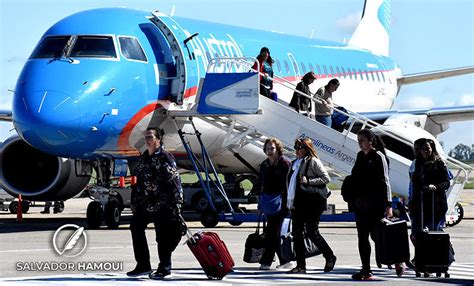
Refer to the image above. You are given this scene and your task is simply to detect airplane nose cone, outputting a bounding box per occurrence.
[14,90,83,152]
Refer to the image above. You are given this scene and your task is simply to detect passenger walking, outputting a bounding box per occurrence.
[350,129,395,280]
[127,128,186,279]
[41,201,64,214]
[408,138,450,235]
[286,138,336,274]
[408,139,424,242]
[257,138,295,270]
[252,47,274,99]
[314,79,339,127]
[289,72,317,117]
[406,138,425,269]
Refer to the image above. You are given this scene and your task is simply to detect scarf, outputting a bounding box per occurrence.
[287,158,303,209]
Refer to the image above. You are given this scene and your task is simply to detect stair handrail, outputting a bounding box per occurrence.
[206,58,415,147]
[204,57,472,177]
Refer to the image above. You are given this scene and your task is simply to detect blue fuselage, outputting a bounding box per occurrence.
[12,8,399,159]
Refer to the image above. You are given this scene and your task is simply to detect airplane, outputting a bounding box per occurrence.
[0,0,472,228]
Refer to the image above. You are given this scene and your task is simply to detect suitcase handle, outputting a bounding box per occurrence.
[420,187,436,231]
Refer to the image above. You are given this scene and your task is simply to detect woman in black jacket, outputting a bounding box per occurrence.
[350,129,393,281]
[258,138,293,270]
[289,72,317,116]
[409,138,450,235]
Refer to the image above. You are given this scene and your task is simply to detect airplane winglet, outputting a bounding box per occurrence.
[0,110,13,122]
[397,66,474,86]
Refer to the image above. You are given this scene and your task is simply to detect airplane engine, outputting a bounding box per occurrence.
[0,135,91,201]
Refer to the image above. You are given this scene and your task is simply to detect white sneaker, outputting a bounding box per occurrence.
[276,261,296,270]
[259,264,271,270]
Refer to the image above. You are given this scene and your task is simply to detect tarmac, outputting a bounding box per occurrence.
[0,189,473,285]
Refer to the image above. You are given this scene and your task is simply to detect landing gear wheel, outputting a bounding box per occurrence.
[192,192,210,212]
[228,208,244,226]
[8,201,18,214]
[21,201,30,213]
[87,201,103,229]
[445,202,464,227]
[53,201,64,213]
[105,200,121,229]
[200,211,219,228]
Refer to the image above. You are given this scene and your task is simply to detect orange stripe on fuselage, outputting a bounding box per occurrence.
[184,86,198,99]
[117,102,162,152]
[116,87,197,155]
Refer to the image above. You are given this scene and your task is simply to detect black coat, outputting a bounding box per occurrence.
[289,82,311,113]
[258,156,291,208]
[350,149,391,215]
[410,158,450,227]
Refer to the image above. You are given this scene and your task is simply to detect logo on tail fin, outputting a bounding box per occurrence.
[378,0,391,34]
[349,0,392,56]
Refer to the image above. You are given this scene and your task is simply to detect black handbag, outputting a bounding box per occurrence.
[280,218,322,262]
[300,160,329,198]
[341,175,355,202]
[243,214,266,263]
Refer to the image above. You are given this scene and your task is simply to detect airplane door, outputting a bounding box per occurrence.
[150,12,200,105]
[287,53,301,81]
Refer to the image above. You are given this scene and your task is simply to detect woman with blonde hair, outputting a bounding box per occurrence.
[286,138,336,274]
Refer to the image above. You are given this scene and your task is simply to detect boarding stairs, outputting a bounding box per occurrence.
[169,57,471,224]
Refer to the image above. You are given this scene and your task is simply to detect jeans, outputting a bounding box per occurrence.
[316,115,332,127]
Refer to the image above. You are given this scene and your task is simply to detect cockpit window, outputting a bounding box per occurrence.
[30,36,71,59]
[118,37,147,62]
[69,36,116,58]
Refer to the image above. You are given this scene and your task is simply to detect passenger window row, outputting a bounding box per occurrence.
[271,58,387,83]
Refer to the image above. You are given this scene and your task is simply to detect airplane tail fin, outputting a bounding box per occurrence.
[348,0,391,56]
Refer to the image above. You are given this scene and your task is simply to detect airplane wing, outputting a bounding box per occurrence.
[397,66,474,86]
[0,110,13,122]
[360,105,474,124]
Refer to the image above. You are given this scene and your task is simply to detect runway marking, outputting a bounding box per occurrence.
[2,263,473,285]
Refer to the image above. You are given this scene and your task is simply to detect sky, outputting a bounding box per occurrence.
[0,0,472,152]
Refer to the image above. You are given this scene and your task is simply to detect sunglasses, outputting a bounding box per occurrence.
[294,145,303,150]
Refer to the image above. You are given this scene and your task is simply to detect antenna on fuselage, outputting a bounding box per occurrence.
[170,5,176,17]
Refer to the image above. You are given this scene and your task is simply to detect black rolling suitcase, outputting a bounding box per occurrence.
[375,218,410,266]
[414,190,452,278]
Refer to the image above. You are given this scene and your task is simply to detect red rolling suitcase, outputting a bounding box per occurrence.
[186,230,235,279]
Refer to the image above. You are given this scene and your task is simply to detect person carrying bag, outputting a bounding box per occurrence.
[285,138,337,274]
[255,138,294,270]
